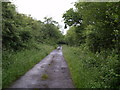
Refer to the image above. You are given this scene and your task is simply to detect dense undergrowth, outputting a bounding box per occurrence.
[2,44,54,88]
[63,45,119,88]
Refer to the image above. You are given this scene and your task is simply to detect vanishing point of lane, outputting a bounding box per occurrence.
[10,47,74,88]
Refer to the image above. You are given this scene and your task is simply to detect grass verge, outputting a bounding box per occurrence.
[63,45,119,88]
[2,44,54,88]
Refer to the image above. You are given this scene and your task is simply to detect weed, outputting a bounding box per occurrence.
[41,74,48,80]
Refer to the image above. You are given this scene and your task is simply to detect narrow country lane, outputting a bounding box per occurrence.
[10,47,74,88]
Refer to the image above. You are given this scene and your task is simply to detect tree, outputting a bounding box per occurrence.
[63,2,120,52]
[63,8,82,27]
[2,2,63,50]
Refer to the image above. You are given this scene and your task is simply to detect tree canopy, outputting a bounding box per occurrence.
[63,2,120,52]
[2,2,63,51]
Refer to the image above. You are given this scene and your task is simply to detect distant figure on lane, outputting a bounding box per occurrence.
[57,45,62,50]
[57,46,61,50]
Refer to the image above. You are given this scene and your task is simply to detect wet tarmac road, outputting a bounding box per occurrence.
[10,47,74,88]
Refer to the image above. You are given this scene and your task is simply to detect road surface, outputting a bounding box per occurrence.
[10,47,74,88]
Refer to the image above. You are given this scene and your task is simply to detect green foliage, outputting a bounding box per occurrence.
[2,2,63,88]
[40,17,63,45]
[63,45,119,88]
[63,8,82,26]
[63,2,120,52]
[64,26,76,45]
[2,2,63,51]
[2,44,54,88]
[63,2,120,88]
[2,1,120,89]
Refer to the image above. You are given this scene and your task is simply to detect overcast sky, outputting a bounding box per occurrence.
[10,0,78,34]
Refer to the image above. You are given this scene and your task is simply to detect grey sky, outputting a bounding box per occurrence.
[10,0,78,34]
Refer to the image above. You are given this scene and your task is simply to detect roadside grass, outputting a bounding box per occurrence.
[2,44,54,88]
[63,45,119,88]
